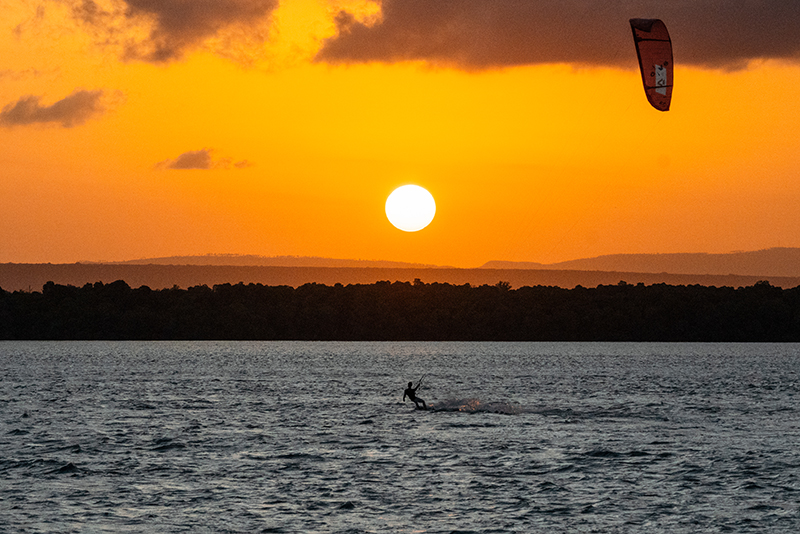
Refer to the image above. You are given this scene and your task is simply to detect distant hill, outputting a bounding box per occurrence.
[92,248,800,277]
[105,254,447,269]
[2,264,800,293]
[4,248,800,293]
[482,248,800,277]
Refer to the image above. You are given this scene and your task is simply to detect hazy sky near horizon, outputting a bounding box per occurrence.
[2,0,799,267]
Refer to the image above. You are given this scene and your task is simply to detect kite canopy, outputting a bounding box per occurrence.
[630,18,673,111]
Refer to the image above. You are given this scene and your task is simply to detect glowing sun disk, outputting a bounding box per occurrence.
[385,185,436,232]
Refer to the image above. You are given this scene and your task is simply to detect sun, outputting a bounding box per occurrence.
[385,185,436,232]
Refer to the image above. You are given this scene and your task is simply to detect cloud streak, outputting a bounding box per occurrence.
[157,149,252,170]
[0,89,104,127]
[70,0,279,63]
[316,0,800,70]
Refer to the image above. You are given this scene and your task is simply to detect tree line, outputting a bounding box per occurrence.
[1,279,799,341]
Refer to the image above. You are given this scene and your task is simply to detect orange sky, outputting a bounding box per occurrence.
[2,0,799,267]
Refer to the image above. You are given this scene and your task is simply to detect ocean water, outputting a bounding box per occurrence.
[1,341,799,533]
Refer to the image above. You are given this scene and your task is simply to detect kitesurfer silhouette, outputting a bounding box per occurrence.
[403,379,427,410]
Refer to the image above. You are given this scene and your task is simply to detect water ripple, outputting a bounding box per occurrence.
[1,341,799,532]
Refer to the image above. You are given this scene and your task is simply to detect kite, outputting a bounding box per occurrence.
[630,18,673,111]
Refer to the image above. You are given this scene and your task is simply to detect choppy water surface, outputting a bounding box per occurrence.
[2,342,799,533]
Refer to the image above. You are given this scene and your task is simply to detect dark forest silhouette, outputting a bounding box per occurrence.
[0,280,800,341]
[1,279,799,341]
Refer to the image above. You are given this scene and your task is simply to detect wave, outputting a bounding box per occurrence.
[424,400,669,420]
[428,398,523,415]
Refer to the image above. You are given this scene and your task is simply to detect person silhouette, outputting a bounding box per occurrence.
[403,380,427,410]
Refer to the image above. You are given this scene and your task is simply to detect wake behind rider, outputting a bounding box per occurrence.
[403,380,427,410]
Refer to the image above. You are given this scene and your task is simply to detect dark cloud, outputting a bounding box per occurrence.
[233,159,254,169]
[316,0,800,70]
[70,0,279,62]
[158,149,252,170]
[166,149,214,170]
[0,89,104,127]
